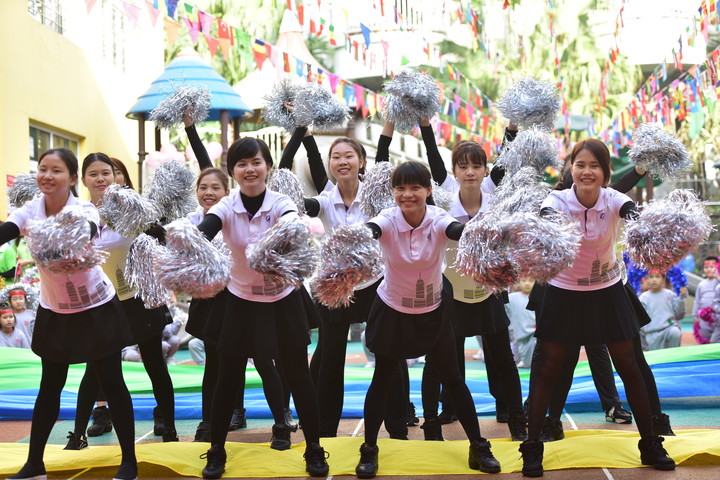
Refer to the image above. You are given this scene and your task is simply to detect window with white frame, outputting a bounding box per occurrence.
[29,125,79,173]
[27,0,64,35]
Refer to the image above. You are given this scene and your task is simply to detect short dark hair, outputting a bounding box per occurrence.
[452,140,487,169]
[704,256,718,263]
[226,137,273,176]
[391,161,432,189]
[196,167,229,192]
[109,157,135,191]
[38,148,79,196]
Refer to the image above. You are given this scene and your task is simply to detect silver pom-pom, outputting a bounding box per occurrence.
[154,218,232,298]
[267,169,306,214]
[294,82,351,132]
[125,234,171,308]
[623,189,713,271]
[496,77,560,131]
[311,223,383,309]
[0,283,40,311]
[246,215,318,287]
[19,266,39,284]
[149,85,211,129]
[144,160,197,222]
[494,126,561,177]
[8,173,40,208]
[99,184,161,238]
[456,217,517,292]
[262,78,302,132]
[382,70,442,133]
[26,209,109,274]
[431,181,452,212]
[491,167,550,214]
[628,123,693,181]
[360,162,395,219]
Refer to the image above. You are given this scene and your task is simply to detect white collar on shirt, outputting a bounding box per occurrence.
[231,188,274,215]
[450,190,491,219]
[38,192,80,218]
[393,204,434,233]
[567,186,609,212]
[329,181,364,207]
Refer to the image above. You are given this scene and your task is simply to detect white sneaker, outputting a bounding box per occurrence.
[472,350,484,361]
[417,355,426,363]
[364,361,375,368]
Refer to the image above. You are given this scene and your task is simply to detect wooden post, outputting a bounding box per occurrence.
[137,116,147,191]
[221,109,229,172]
[233,117,241,141]
[646,177,654,202]
[154,125,162,152]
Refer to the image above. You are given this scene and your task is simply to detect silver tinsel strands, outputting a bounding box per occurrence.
[8,173,40,208]
[149,85,211,129]
[26,210,109,274]
[431,181,452,212]
[360,162,395,219]
[496,78,560,131]
[494,126,561,177]
[125,234,171,308]
[456,217,517,292]
[145,160,197,222]
[294,83,351,132]
[19,266,39,284]
[0,283,40,311]
[246,215,318,287]
[154,219,232,299]
[628,123,692,181]
[382,70,442,132]
[491,167,550,214]
[267,169,306,214]
[262,78,301,132]
[311,223,383,309]
[623,189,713,271]
[99,184,161,238]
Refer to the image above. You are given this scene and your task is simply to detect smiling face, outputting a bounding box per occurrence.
[329,141,364,181]
[37,153,77,197]
[82,160,115,202]
[196,172,229,212]
[232,151,269,195]
[571,149,605,196]
[393,183,431,218]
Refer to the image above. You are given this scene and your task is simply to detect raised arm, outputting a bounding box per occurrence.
[610,166,647,194]
[489,123,517,186]
[196,213,223,241]
[183,110,213,170]
[419,119,447,185]
[375,121,394,163]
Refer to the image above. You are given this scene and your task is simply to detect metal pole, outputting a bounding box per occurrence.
[137,116,147,191]
[221,110,229,172]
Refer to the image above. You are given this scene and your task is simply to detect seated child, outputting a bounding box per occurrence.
[640,270,687,351]
[0,302,30,349]
[8,285,36,343]
[504,278,536,368]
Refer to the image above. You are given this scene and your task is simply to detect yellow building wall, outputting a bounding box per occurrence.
[0,0,165,217]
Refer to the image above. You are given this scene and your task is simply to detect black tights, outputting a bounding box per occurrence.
[210,346,320,448]
[365,329,481,445]
[201,343,244,422]
[527,338,652,441]
[30,354,135,466]
[75,333,175,434]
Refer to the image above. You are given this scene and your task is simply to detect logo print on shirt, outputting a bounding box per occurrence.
[265,215,271,222]
[599,212,606,220]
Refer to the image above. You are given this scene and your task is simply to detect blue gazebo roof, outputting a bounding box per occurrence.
[127,51,252,121]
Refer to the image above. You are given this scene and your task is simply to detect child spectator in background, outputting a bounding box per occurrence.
[0,302,30,349]
[9,286,35,343]
[693,256,719,344]
[505,278,536,368]
[640,271,687,351]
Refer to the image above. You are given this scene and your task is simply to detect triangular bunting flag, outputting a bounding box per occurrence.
[164,0,179,18]
[85,0,97,14]
[218,38,231,60]
[122,1,141,30]
[145,0,160,26]
[163,17,182,46]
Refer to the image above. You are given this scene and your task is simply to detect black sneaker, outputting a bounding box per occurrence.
[406,402,420,426]
[519,439,544,477]
[355,443,379,479]
[7,461,46,480]
[508,413,528,442]
[468,438,501,474]
[539,416,564,442]
[162,428,179,442]
[638,436,676,470]
[271,422,292,450]
[194,421,211,442]
[112,462,138,480]
[304,442,330,477]
[652,413,676,436]
[283,407,298,432]
[87,405,112,437]
[228,408,247,431]
[438,410,457,424]
[153,406,165,436]
[605,404,632,424]
[201,444,226,479]
[64,431,88,450]
[420,417,444,441]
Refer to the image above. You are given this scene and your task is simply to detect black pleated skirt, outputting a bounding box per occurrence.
[206,288,311,360]
[535,281,640,345]
[314,279,380,326]
[452,293,510,337]
[120,296,171,344]
[365,277,453,359]
[32,296,133,364]
[186,289,227,340]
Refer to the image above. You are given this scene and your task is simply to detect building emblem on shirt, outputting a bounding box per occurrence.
[577,259,621,286]
[402,276,441,308]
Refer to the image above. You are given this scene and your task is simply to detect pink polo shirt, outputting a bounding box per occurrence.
[207,189,298,303]
[371,205,455,314]
[542,186,631,291]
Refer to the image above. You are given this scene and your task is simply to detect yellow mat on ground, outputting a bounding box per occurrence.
[1,430,718,477]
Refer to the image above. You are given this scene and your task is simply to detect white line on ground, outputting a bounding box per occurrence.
[135,429,154,443]
[564,410,614,480]
[67,467,91,479]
